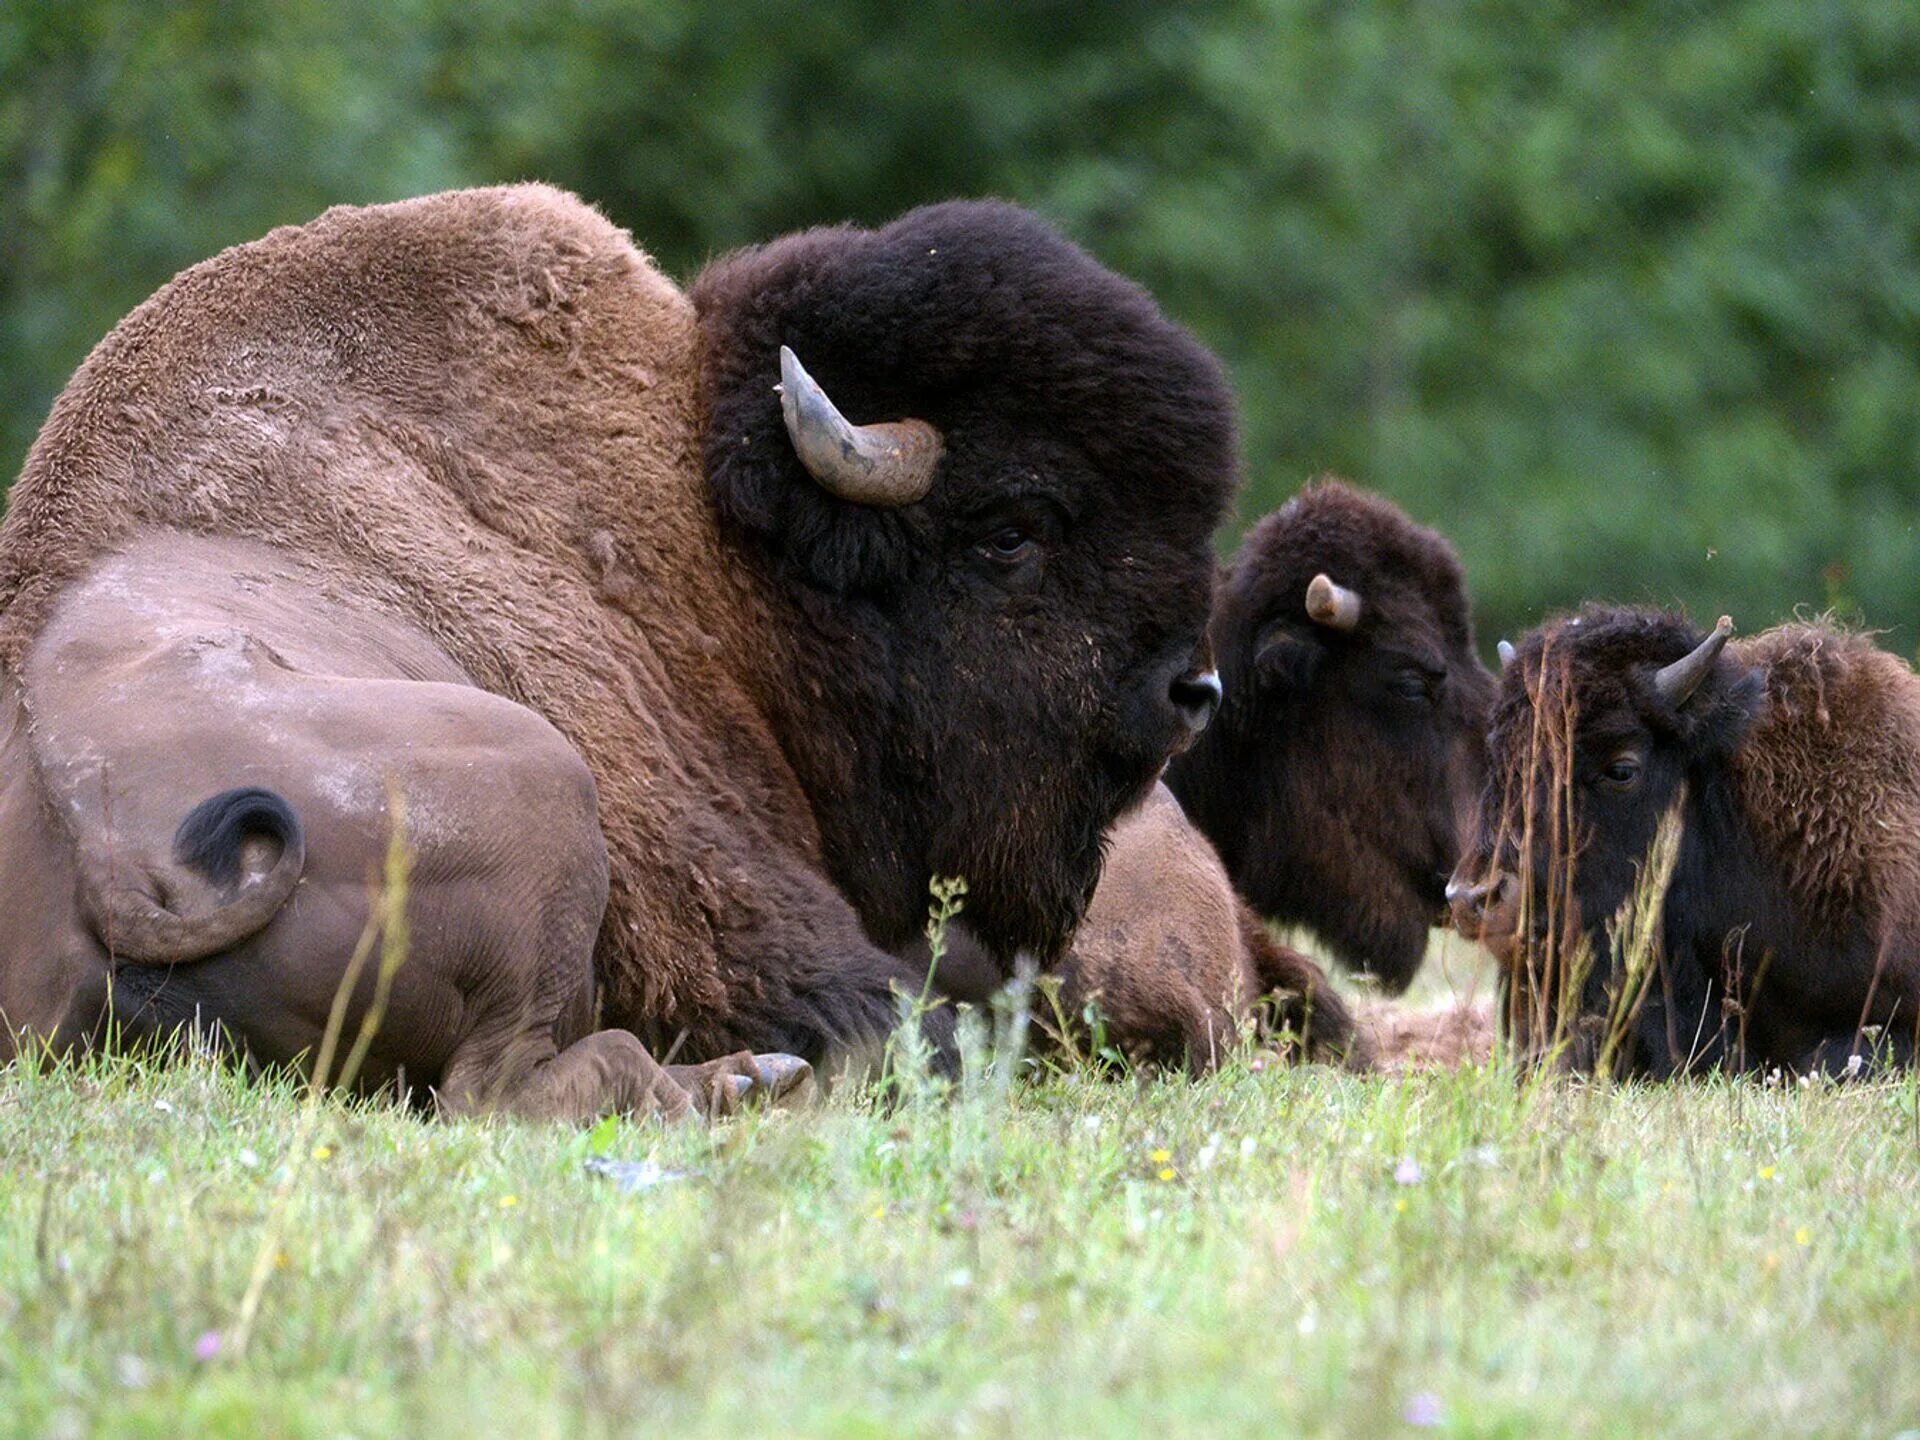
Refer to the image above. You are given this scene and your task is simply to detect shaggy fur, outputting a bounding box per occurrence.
[0,186,1236,1092]
[692,201,1234,964]
[1168,479,1494,991]
[1048,785,1363,1070]
[1458,606,1920,1075]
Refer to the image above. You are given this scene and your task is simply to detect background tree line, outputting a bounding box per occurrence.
[5,0,1918,648]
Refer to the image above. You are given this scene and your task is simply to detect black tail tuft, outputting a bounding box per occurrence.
[173,788,303,888]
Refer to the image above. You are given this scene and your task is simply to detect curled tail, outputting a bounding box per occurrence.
[85,787,305,964]
[1238,902,1373,1070]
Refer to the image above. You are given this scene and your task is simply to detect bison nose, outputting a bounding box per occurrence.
[1445,868,1510,927]
[1168,669,1223,735]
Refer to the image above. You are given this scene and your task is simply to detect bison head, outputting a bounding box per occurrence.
[691,201,1235,967]
[1167,480,1494,992]
[1449,607,1762,1067]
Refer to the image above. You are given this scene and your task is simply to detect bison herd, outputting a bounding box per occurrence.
[0,185,1913,1121]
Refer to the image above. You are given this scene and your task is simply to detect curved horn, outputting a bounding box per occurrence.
[777,346,942,507]
[1497,639,1517,672]
[1305,573,1362,631]
[1654,615,1733,707]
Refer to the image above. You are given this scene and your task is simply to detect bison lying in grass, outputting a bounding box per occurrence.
[1042,784,1363,1070]
[1168,480,1495,993]
[1451,608,1920,1075]
[0,186,1237,1119]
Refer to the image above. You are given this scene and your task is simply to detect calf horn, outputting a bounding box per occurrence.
[1497,639,1516,671]
[777,346,943,507]
[1305,573,1362,631]
[1653,615,1733,707]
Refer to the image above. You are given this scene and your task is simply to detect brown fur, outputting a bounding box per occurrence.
[1730,625,1920,936]
[1169,479,1494,992]
[1460,609,1920,1074]
[1,187,770,1036]
[1051,785,1363,1070]
[0,186,1236,1112]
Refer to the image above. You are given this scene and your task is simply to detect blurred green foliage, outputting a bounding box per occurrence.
[5,1,1918,647]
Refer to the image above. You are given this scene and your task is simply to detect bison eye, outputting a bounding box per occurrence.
[1599,756,1643,790]
[1390,671,1436,703]
[982,526,1037,563]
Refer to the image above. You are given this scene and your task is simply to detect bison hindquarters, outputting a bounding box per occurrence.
[5,536,805,1122]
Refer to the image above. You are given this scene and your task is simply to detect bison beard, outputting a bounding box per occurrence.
[906,784,1365,1071]
[0,186,1237,1116]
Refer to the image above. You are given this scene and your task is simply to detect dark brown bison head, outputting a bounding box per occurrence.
[1449,607,1762,1068]
[1167,479,1494,992]
[691,201,1234,968]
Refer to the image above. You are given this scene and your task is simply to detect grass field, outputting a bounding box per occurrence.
[4,944,1919,1439]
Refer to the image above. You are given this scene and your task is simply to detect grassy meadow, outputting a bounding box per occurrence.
[2,939,1918,1440]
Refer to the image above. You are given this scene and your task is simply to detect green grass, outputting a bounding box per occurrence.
[5,983,1920,1440]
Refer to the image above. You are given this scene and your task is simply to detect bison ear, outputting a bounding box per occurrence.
[1254,625,1322,692]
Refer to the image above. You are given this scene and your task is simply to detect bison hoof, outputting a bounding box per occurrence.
[753,1053,813,1099]
[672,1051,814,1118]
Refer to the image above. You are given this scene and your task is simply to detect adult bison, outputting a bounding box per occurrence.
[1450,608,1920,1075]
[1166,480,1495,991]
[0,186,1235,1119]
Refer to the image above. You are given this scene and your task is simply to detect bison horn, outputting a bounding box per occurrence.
[1653,615,1734,707]
[1305,573,1362,631]
[777,346,942,508]
[1497,639,1517,671]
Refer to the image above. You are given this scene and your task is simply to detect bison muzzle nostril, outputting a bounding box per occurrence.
[1169,669,1223,734]
[1445,868,1509,927]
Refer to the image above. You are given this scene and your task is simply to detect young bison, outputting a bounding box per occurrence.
[1168,480,1496,992]
[1048,785,1364,1069]
[919,785,1362,1072]
[1451,608,1920,1075]
[933,480,1493,1072]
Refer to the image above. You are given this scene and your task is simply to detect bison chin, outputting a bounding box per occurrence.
[925,751,1159,973]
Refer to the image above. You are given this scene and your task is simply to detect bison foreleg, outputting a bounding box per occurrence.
[437,1029,812,1124]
